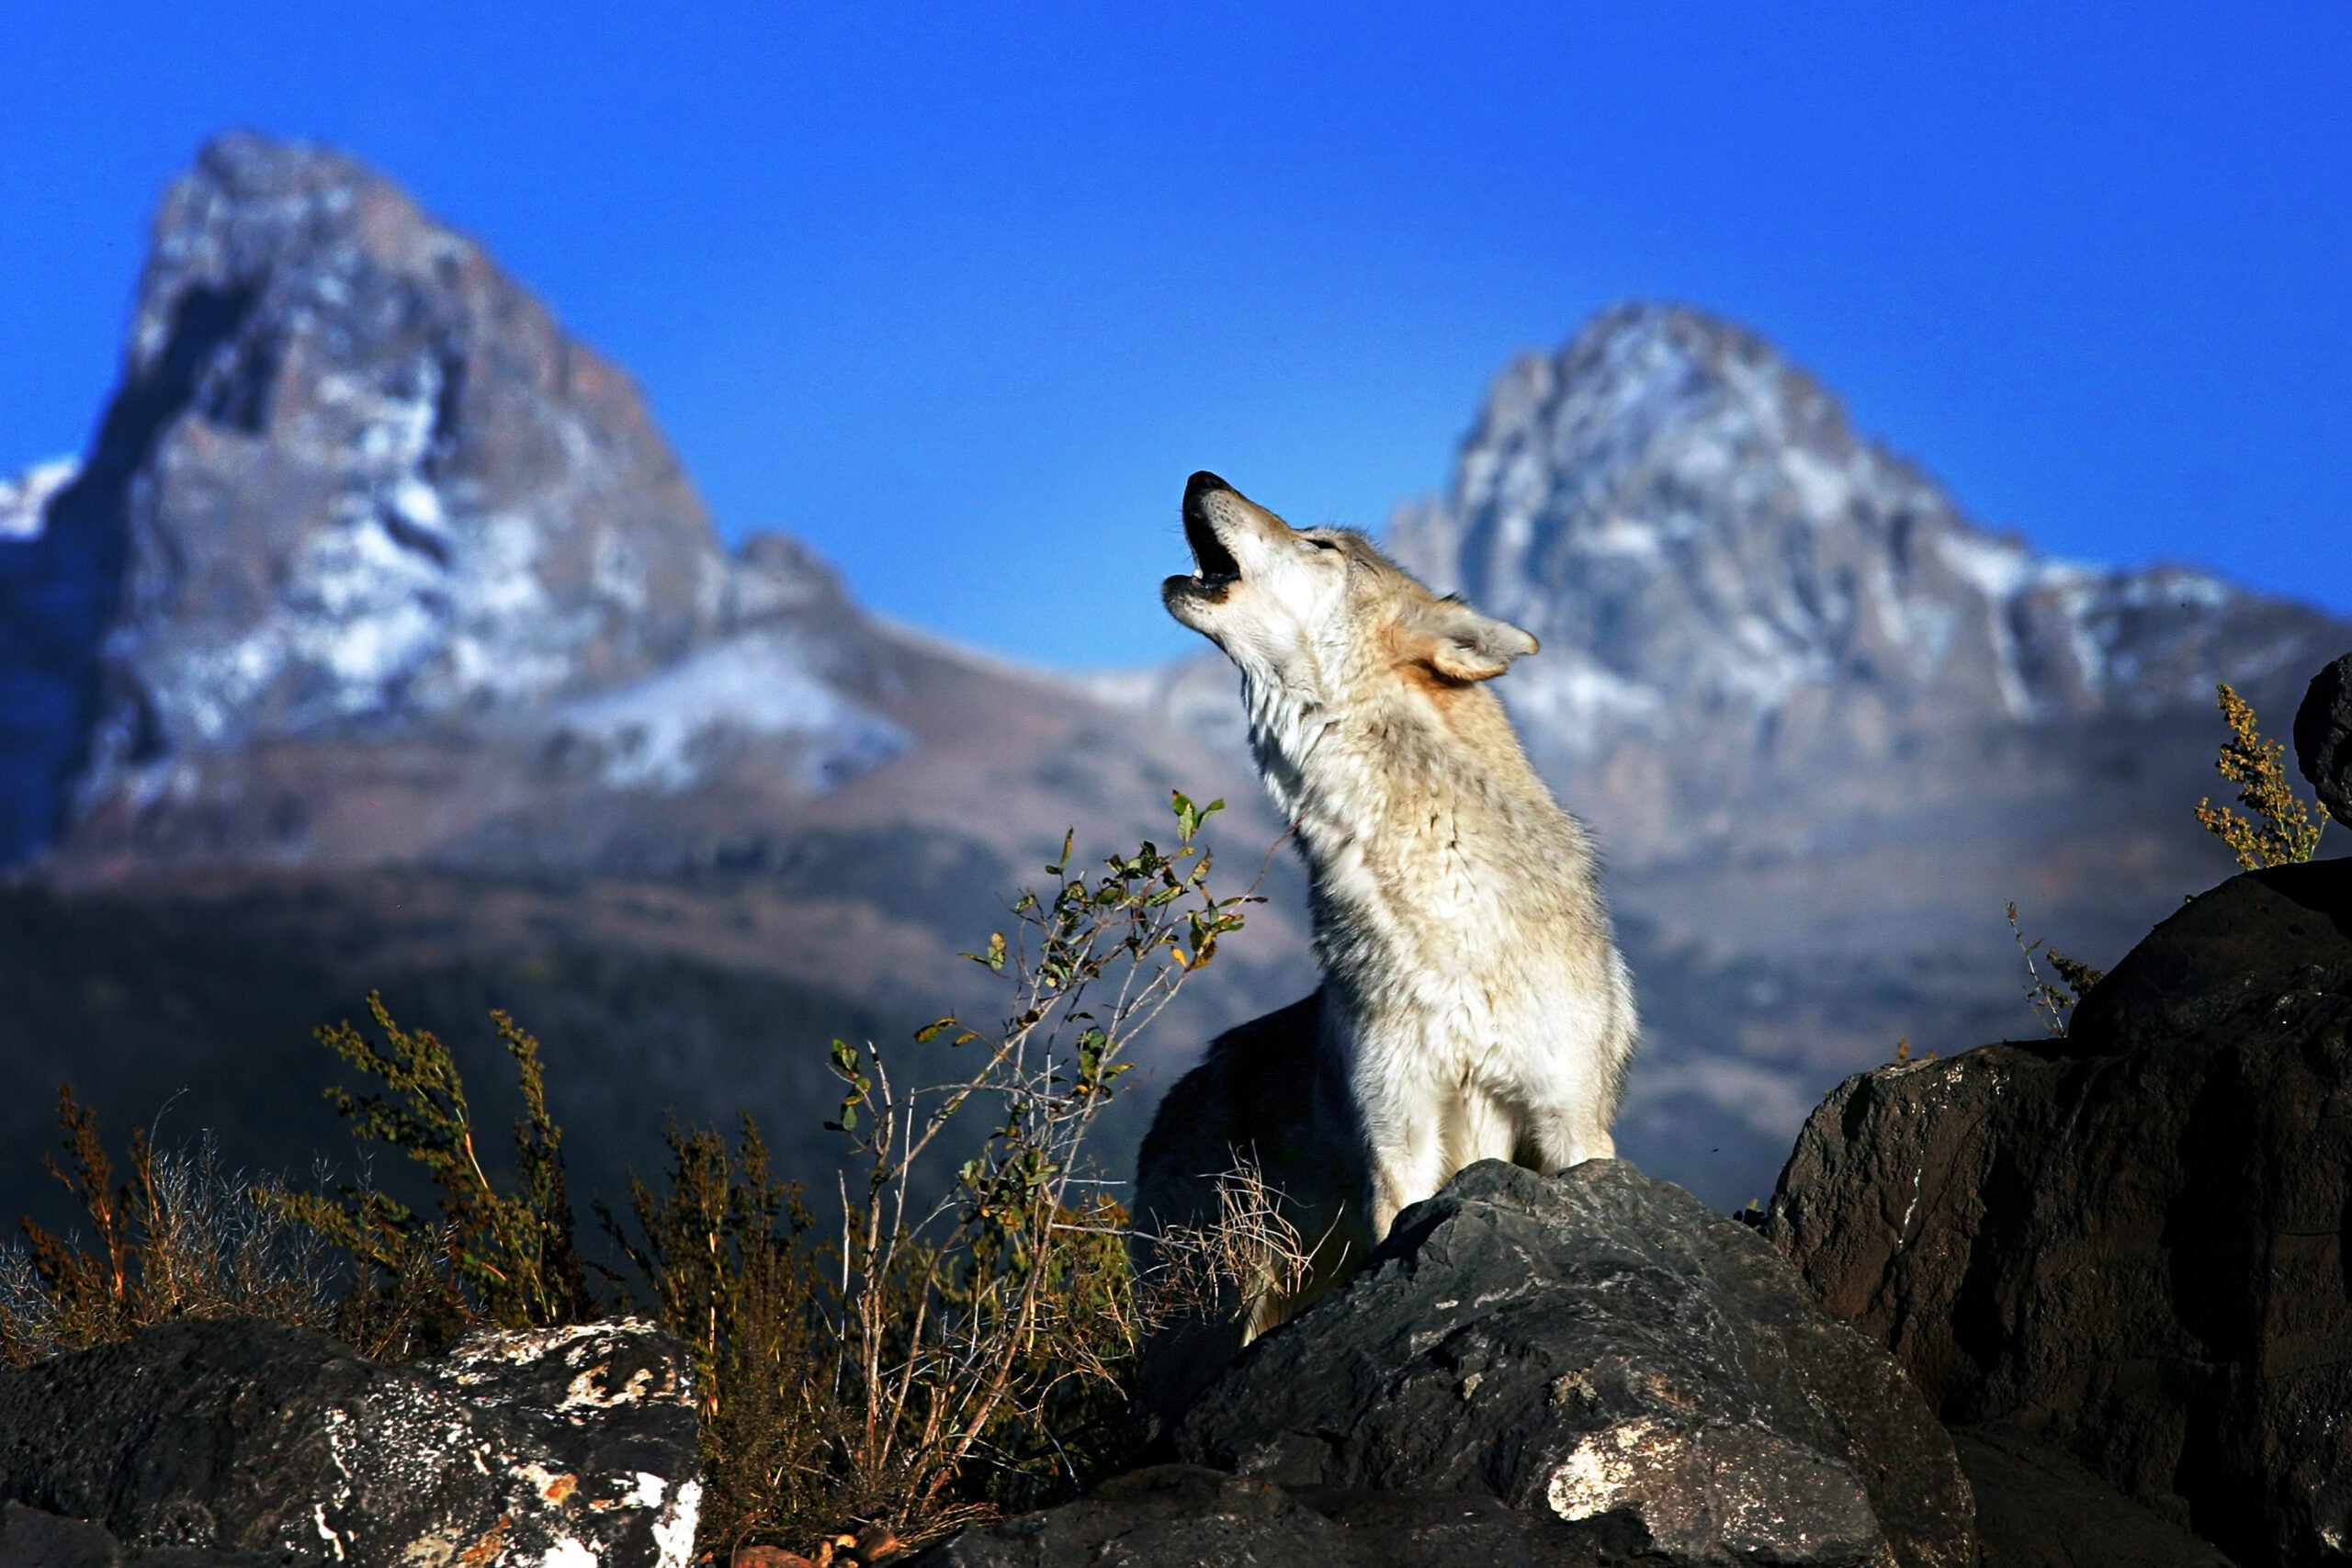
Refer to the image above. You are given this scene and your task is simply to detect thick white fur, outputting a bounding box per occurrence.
[1163,474,1637,1243]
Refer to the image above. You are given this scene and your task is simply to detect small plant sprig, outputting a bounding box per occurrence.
[2007,902,2107,1036]
[818,791,1253,1547]
[1888,1036,1936,1066]
[2196,682,2329,870]
[272,995,590,1347]
[596,1118,837,1556]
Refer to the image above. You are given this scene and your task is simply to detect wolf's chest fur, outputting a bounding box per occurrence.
[1249,672,1612,1099]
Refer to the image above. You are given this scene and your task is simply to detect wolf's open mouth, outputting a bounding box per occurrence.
[1184,510,1241,588]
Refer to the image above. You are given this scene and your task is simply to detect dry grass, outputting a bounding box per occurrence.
[0,1089,342,1366]
[1137,1157,1320,1346]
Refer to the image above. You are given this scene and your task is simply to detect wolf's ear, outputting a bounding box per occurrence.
[1405,598,1539,682]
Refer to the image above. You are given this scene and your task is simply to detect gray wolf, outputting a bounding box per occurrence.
[1136,470,1637,1373]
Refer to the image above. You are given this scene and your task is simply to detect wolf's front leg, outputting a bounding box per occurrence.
[1527,1100,1615,1174]
[1363,1101,1451,1241]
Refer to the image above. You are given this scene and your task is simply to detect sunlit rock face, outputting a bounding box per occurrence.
[1392,303,2337,774]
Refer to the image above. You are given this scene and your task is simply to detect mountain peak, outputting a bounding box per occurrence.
[1394,303,2339,761]
[106,131,728,728]
[0,134,790,864]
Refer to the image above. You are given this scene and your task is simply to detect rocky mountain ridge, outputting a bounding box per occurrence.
[1393,304,2327,747]
[0,133,933,874]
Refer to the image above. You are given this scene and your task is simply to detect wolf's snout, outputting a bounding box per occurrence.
[1184,470,1232,508]
[1176,469,1243,595]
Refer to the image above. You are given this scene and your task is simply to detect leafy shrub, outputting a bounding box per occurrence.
[268,996,592,1359]
[603,792,1256,1556]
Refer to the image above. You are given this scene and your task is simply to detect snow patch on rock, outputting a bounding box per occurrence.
[0,457,77,541]
[548,632,909,795]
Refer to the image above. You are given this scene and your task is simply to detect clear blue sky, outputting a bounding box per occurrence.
[4,4,2346,668]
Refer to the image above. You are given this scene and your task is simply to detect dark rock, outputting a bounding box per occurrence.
[0,1502,130,1568]
[1131,988,1363,1428]
[0,1315,699,1567]
[908,1465,1359,1568]
[2066,857,2352,1047]
[2294,652,2352,825]
[0,1500,277,1566]
[1949,1426,2236,1568]
[1766,860,2352,1568]
[1177,1159,1975,1568]
[910,1464,1664,1568]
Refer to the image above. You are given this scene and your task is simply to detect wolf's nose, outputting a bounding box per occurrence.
[1185,470,1231,505]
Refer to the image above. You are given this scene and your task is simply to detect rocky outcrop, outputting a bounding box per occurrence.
[2294,652,2352,825]
[1766,858,2352,1567]
[0,1316,699,1567]
[1175,1159,1975,1568]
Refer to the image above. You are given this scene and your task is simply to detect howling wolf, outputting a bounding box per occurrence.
[1136,470,1637,1359]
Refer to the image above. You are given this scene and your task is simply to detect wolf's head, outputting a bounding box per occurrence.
[1162,471,1538,709]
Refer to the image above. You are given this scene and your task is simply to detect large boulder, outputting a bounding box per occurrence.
[1176,1159,1976,1568]
[0,1315,700,1566]
[2294,652,2352,826]
[1766,859,2352,1567]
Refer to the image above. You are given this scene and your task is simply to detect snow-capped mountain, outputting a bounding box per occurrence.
[1391,303,2337,764]
[1376,306,2348,1198]
[4,137,2344,1219]
[0,135,956,869]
